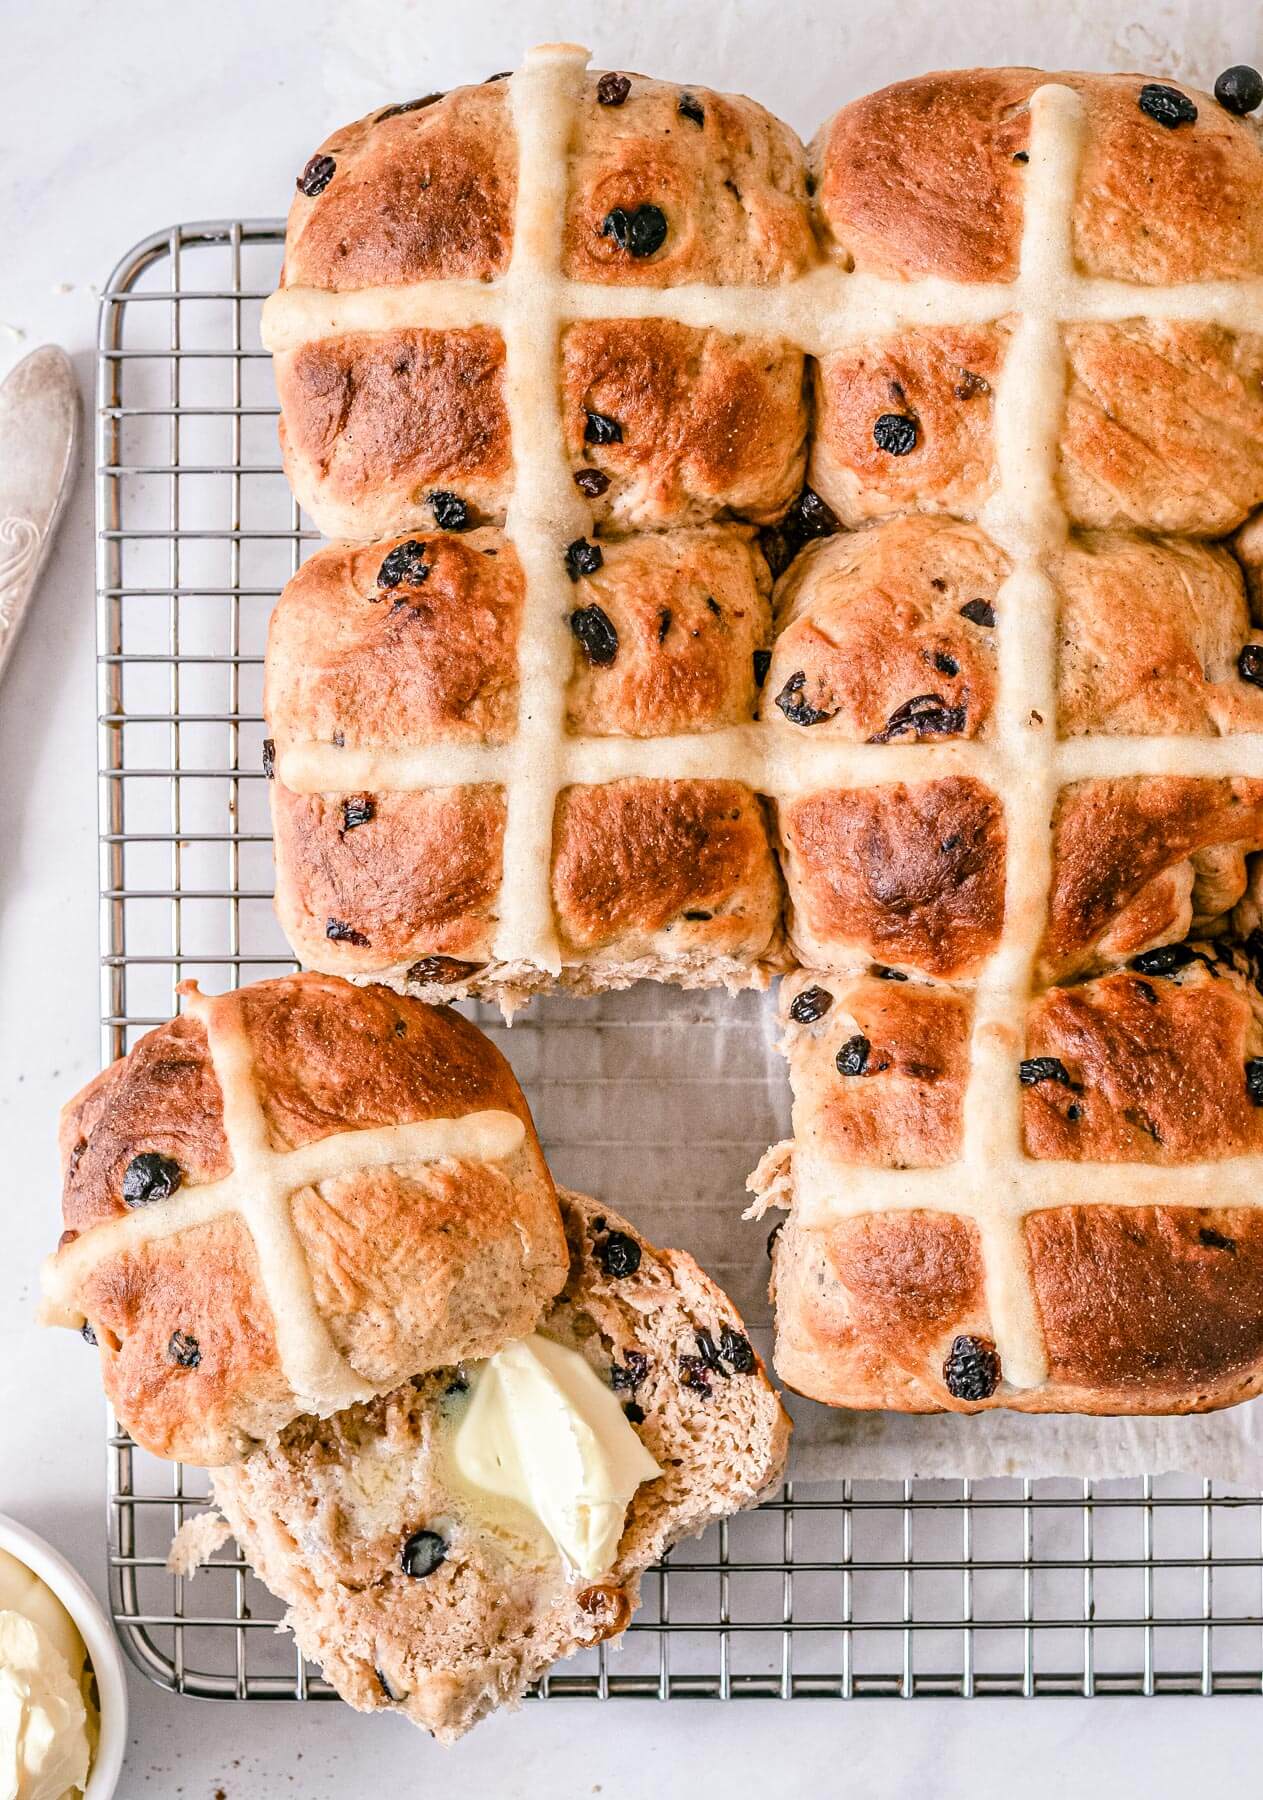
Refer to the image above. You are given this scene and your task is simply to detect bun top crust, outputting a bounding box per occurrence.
[46,974,566,1465]
[283,83,518,288]
[813,69,1263,283]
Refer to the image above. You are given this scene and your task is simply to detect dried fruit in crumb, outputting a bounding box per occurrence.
[565,538,604,580]
[168,1329,201,1369]
[598,1230,642,1279]
[81,1323,98,1347]
[262,738,275,779]
[775,670,833,727]
[428,490,469,530]
[677,1354,712,1395]
[340,794,375,833]
[1247,1059,1263,1106]
[298,154,336,196]
[959,598,996,628]
[123,1152,183,1208]
[623,1400,646,1425]
[789,985,833,1024]
[1138,82,1198,127]
[376,94,443,121]
[868,693,965,743]
[584,410,623,445]
[678,92,705,125]
[570,603,619,665]
[602,204,668,257]
[326,918,370,947]
[611,1349,649,1391]
[872,965,908,981]
[1019,1057,1072,1087]
[695,1329,727,1376]
[758,486,839,577]
[873,412,918,455]
[377,540,431,589]
[719,1327,755,1373]
[943,1334,1000,1401]
[1238,644,1263,688]
[1215,65,1263,115]
[574,468,610,498]
[835,1035,871,1077]
[400,1530,447,1579]
[407,956,481,984]
[597,72,631,105]
[1200,1225,1238,1251]
[1130,942,1197,977]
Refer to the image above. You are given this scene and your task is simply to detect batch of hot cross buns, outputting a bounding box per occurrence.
[41,46,1263,1739]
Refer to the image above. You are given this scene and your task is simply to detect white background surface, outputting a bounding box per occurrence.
[3,0,1262,1793]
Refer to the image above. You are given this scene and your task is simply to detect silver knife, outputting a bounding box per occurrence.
[0,345,80,686]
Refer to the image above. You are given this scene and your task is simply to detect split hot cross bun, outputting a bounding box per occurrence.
[41,974,564,1464]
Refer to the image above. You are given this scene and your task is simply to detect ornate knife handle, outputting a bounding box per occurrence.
[0,515,42,660]
[0,344,80,687]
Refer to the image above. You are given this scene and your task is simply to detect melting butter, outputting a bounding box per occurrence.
[451,1335,661,1579]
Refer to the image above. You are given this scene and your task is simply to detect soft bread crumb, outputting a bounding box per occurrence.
[166,1510,233,1578]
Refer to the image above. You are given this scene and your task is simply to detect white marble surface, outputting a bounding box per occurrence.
[2,0,1261,1792]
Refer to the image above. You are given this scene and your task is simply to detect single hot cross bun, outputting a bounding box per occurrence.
[42,974,565,1465]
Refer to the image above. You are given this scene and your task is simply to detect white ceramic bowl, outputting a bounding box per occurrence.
[0,1512,128,1799]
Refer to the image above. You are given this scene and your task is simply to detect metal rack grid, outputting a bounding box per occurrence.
[97,220,1263,1704]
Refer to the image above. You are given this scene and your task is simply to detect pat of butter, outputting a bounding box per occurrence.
[0,1609,91,1800]
[452,1335,661,1579]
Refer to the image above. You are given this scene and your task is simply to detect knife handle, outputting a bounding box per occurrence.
[0,344,81,685]
[0,515,43,672]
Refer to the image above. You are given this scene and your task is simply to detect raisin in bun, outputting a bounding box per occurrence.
[760,949,1263,1414]
[810,70,1263,536]
[266,528,784,1003]
[265,68,812,540]
[41,974,565,1466]
[211,1191,790,1742]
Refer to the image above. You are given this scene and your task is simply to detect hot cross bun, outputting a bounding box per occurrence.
[42,974,565,1464]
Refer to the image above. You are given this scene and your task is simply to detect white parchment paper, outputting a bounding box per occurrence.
[329,0,1263,1485]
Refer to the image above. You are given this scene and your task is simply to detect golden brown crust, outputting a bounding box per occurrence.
[58,1015,229,1236]
[52,975,565,1465]
[1028,1206,1263,1395]
[1042,778,1263,980]
[780,970,971,1168]
[564,527,771,736]
[1060,322,1263,536]
[763,517,1005,741]
[232,974,536,1151]
[282,85,516,288]
[1023,961,1263,1164]
[810,326,1006,529]
[562,71,815,285]
[79,1218,291,1464]
[562,320,807,527]
[778,778,1006,979]
[274,328,510,542]
[271,783,505,976]
[812,69,1032,282]
[813,70,1263,284]
[550,779,781,963]
[773,1200,1263,1415]
[772,1210,989,1411]
[265,530,522,753]
[1055,531,1263,736]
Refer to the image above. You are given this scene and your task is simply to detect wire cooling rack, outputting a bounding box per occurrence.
[97,220,1263,1703]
